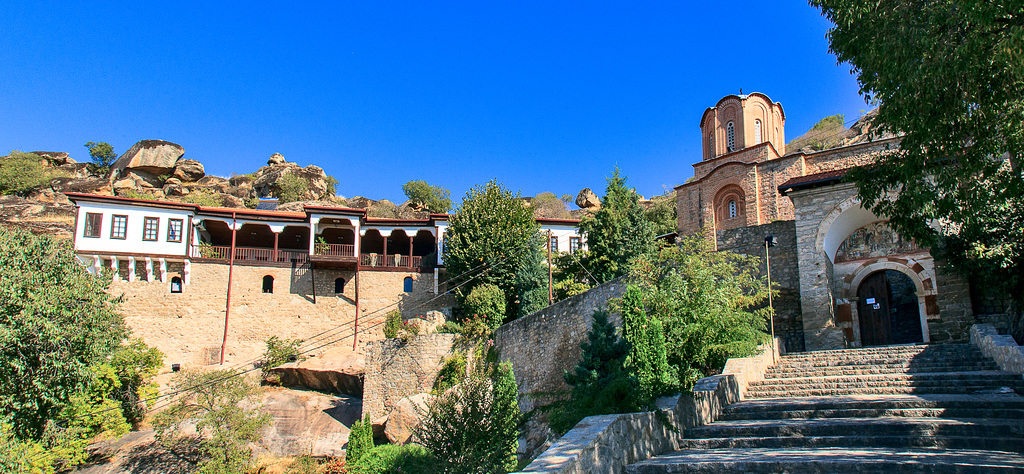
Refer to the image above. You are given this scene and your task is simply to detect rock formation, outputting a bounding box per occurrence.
[264,347,365,397]
[575,188,601,210]
[384,393,433,444]
[172,159,205,182]
[109,139,185,176]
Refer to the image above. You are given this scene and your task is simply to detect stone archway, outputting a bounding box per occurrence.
[848,261,930,345]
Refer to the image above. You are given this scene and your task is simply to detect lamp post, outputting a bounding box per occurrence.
[765,235,777,362]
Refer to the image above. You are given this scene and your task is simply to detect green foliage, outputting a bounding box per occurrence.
[813,0,1024,336]
[109,339,164,426]
[627,232,769,389]
[548,310,636,435]
[443,180,542,319]
[383,310,402,339]
[578,168,657,283]
[787,114,847,151]
[84,141,117,169]
[616,286,677,404]
[0,151,52,196]
[515,233,550,319]
[153,369,270,474]
[0,227,128,439]
[346,443,437,474]
[462,283,507,330]
[325,175,339,198]
[346,414,374,465]
[417,361,521,474]
[530,192,571,219]
[550,251,594,301]
[403,180,453,213]
[197,241,226,258]
[432,352,468,395]
[643,191,678,236]
[275,172,310,203]
[259,336,304,377]
[179,189,228,207]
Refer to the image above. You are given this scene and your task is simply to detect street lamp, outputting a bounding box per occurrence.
[765,235,777,361]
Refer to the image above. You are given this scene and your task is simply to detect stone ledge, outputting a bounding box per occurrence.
[971,323,1024,374]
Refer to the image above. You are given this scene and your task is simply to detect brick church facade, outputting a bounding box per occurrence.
[676,93,977,352]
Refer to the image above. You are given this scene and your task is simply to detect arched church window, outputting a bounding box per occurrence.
[726,121,735,152]
[754,119,762,144]
[707,133,714,157]
[729,200,737,219]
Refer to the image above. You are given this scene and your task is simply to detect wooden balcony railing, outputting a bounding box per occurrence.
[360,253,424,268]
[314,243,355,257]
[196,246,309,263]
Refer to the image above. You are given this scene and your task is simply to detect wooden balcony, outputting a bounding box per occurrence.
[360,253,424,269]
[196,245,309,264]
[314,243,355,258]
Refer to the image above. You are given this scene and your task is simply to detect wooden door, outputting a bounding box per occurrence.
[857,271,892,346]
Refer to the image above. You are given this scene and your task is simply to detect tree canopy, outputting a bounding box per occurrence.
[84,142,117,169]
[443,180,542,321]
[403,180,453,214]
[813,0,1024,331]
[578,168,657,283]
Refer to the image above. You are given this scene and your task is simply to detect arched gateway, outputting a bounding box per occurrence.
[856,270,924,346]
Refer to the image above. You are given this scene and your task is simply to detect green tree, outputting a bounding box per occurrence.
[275,172,310,203]
[530,192,571,219]
[0,151,52,196]
[153,369,270,474]
[578,169,657,283]
[643,191,678,236]
[416,361,521,474]
[462,284,507,330]
[514,233,549,318]
[346,414,375,465]
[812,0,1024,335]
[616,286,677,404]
[109,339,164,427]
[0,227,128,439]
[84,141,117,170]
[443,180,542,320]
[403,180,453,214]
[547,310,636,435]
[629,233,769,388]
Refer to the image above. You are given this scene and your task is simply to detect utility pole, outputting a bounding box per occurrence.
[547,229,553,305]
[765,234,777,362]
[220,212,237,365]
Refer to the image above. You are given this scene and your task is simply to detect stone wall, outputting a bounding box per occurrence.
[361,334,456,421]
[971,324,1024,374]
[108,260,452,368]
[715,221,803,352]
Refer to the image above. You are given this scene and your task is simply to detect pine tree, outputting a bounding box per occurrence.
[346,413,374,465]
[618,286,677,405]
[578,168,657,283]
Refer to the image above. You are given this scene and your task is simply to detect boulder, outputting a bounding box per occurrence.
[384,393,434,444]
[260,387,361,457]
[58,162,95,178]
[164,177,182,186]
[172,159,205,182]
[113,178,140,194]
[49,177,111,195]
[125,169,163,188]
[110,139,185,176]
[229,175,253,187]
[268,152,287,165]
[249,162,332,201]
[162,184,189,196]
[31,151,74,165]
[197,176,229,187]
[405,311,447,334]
[264,346,365,397]
[576,188,601,209]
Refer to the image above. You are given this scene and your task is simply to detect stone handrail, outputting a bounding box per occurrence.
[970,324,1024,374]
[517,338,779,473]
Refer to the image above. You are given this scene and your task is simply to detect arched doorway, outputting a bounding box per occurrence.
[857,270,923,346]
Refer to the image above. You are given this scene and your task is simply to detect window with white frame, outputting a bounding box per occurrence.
[143,217,159,241]
[569,236,582,254]
[111,215,128,239]
[729,200,737,219]
[549,236,558,253]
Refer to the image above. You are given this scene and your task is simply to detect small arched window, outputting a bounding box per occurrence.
[754,119,762,144]
[170,276,183,293]
[707,133,714,157]
[726,121,735,152]
[403,276,413,293]
[262,275,274,294]
[335,277,346,294]
[729,200,737,219]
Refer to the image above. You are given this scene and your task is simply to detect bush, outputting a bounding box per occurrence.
[179,189,228,207]
[110,339,164,427]
[275,172,309,203]
[258,335,304,378]
[383,310,402,339]
[346,414,374,465]
[462,284,506,329]
[0,151,52,196]
[432,352,468,395]
[403,180,452,213]
[346,444,437,474]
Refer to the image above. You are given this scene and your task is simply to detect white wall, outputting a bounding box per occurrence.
[539,223,585,254]
[74,202,193,257]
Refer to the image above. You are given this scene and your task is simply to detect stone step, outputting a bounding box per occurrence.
[765,364,1002,378]
[720,406,1024,420]
[724,394,1024,414]
[625,448,1024,473]
[677,435,1024,452]
[747,385,1020,398]
[748,378,1024,393]
[779,344,979,358]
[771,359,999,370]
[684,417,1024,440]
[751,371,1023,387]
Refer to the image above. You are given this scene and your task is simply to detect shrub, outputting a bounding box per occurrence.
[179,189,228,207]
[402,180,452,213]
[109,339,164,427]
[462,284,506,329]
[383,310,402,339]
[432,352,468,395]
[618,286,677,405]
[275,172,309,203]
[258,336,304,379]
[346,414,374,465]
[0,151,52,196]
[346,444,437,474]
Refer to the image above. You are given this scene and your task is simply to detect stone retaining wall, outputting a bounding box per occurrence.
[970,324,1024,374]
[518,341,779,473]
[361,334,456,421]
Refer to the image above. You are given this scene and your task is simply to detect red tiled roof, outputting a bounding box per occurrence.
[778,168,851,196]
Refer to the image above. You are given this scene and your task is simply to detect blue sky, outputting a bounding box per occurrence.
[1,1,868,205]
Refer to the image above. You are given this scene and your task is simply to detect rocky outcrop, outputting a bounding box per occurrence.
[32,151,75,165]
[576,188,601,210]
[384,393,433,444]
[405,311,447,335]
[260,387,361,457]
[265,347,365,397]
[249,154,333,201]
[172,159,205,182]
[110,140,185,176]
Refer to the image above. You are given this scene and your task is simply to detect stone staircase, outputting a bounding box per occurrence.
[627,344,1024,473]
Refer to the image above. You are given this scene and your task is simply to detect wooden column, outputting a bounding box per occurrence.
[353,269,360,350]
[220,213,237,365]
